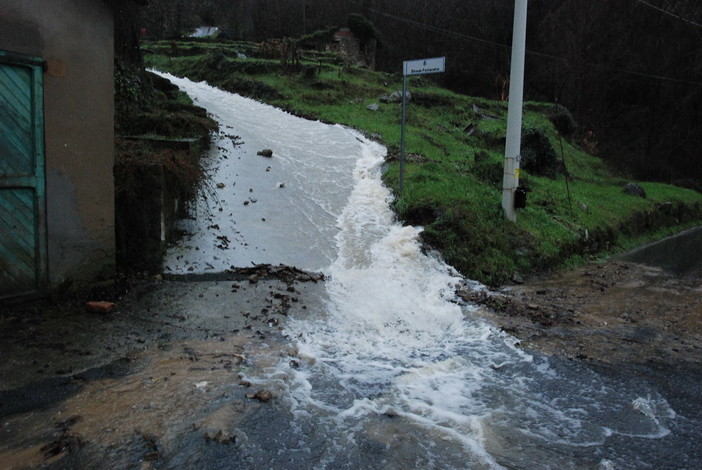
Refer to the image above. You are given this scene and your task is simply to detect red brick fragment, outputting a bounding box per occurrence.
[85,301,114,313]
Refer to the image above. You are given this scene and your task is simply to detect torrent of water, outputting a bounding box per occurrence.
[161,72,360,272]
[159,73,681,469]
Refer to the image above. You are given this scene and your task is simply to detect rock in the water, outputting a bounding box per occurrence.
[246,389,273,403]
[205,429,236,444]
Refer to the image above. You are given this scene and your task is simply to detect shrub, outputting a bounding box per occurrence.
[521,128,562,178]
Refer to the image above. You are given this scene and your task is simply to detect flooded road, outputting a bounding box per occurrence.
[162,79,360,272]
[2,75,700,469]
[157,75,700,469]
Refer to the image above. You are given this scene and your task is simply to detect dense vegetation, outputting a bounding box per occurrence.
[144,39,702,285]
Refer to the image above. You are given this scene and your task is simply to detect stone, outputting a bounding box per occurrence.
[257,149,273,157]
[380,90,411,103]
[205,429,235,444]
[246,389,273,403]
[623,183,646,198]
[547,104,578,136]
[366,103,379,111]
[521,128,562,178]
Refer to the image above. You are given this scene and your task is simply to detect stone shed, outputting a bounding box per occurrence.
[328,27,376,70]
[1,0,116,298]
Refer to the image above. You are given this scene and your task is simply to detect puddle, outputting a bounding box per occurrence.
[620,226,702,275]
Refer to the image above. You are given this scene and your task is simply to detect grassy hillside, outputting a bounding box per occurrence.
[144,39,702,285]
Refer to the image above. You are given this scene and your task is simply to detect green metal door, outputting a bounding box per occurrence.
[0,50,47,298]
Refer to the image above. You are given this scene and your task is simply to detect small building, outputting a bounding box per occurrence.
[328,27,376,70]
[1,0,116,298]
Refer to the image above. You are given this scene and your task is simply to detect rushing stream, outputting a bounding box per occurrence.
[158,73,691,469]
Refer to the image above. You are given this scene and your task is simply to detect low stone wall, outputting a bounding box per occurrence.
[584,200,702,254]
[115,137,205,273]
[547,200,702,270]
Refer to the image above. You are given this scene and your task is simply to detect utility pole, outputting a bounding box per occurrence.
[501,0,528,222]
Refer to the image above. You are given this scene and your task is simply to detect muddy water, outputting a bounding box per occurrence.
[0,277,327,469]
[154,76,696,469]
[2,75,701,469]
[620,226,702,275]
[1,337,271,469]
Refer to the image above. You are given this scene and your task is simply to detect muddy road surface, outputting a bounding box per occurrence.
[0,268,326,469]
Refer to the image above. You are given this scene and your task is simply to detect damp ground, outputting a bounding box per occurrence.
[472,228,702,367]
[0,269,327,469]
[2,236,702,468]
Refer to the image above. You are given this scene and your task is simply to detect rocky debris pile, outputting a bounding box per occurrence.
[227,264,325,284]
[40,416,85,459]
[461,260,702,365]
[455,285,566,328]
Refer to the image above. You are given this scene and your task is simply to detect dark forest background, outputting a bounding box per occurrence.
[134,0,702,189]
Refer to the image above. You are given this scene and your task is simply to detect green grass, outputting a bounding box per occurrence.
[144,40,702,285]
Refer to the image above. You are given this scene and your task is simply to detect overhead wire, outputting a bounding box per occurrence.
[631,0,702,29]
[341,0,702,87]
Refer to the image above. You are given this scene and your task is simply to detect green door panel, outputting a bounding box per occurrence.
[0,50,47,298]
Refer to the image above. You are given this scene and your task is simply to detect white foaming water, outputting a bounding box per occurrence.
[156,71,359,272]
[157,73,679,469]
[277,126,677,468]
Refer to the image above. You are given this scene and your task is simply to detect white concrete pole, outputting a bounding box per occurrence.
[502,0,528,222]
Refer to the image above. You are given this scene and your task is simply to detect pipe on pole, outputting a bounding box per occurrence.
[501,0,528,222]
[400,75,407,194]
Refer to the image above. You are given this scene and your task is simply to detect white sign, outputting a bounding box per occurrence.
[403,57,446,76]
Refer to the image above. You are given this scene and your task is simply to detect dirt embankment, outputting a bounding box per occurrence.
[467,260,702,366]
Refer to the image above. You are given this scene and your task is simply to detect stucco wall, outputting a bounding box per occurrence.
[0,0,115,288]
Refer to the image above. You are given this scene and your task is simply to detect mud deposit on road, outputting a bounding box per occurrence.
[471,228,702,368]
[2,253,702,468]
[472,261,702,366]
[0,270,326,469]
